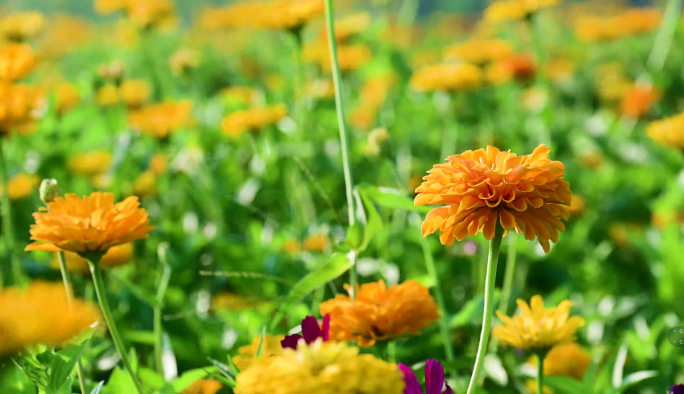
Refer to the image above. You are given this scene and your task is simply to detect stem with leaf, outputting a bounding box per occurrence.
[87,256,145,394]
[466,224,504,394]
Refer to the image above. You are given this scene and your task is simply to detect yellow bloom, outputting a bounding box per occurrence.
[595,63,631,102]
[234,340,405,394]
[0,173,38,200]
[410,63,482,93]
[26,192,154,255]
[128,100,193,139]
[282,239,302,254]
[485,53,537,86]
[493,295,585,350]
[182,379,222,394]
[68,151,112,177]
[648,111,684,151]
[259,0,325,31]
[221,86,260,106]
[0,12,44,41]
[169,48,200,75]
[221,104,287,138]
[133,170,158,197]
[303,43,371,74]
[95,84,120,107]
[574,8,661,43]
[484,0,560,24]
[232,335,285,371]
[307,79,335,100]
[302,233,329,252]
[0,282,102,357]
[119,79,151,108]
[526,342,591,393]
[322,12,371,42]
[149,153,168,175]
[320,280,439,347]
[443,39,514,65]
[53,243,135,273]
[415,145,570,253]
[0,83,44,134]
[54,82,81,114]
[0,43,38,82]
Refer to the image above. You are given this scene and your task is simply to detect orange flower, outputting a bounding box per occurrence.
[182,379,222,394]
[303,233,329,252]
[129,100,193,139]
[132,170,158,196]
[95,84,120,107]
[149,153,168,175]
[0,83,44,134]
[415,145,571,253]
[0,43,38,82]
[68,151,112,177]
[568,195,585,218]
[54,243,135,273]
[233,335,285,371]
[443,39,514,65]
[486,53,536,85]
[119,79,151,108]
[320,280,439,347]
[647,111,684,150]
[0,173,39,200]
[126,0,176,29]
[221,105,287,138]
[0,12,44,41]
[574,8,661,43]
[54,82,81,114]
[410,63,482,92]
[169,48,200,75]
[303,43,371,74]
[619,84,661,119]
[26,192,154,255]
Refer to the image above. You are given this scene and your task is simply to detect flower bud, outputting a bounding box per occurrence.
[39,179,60,204]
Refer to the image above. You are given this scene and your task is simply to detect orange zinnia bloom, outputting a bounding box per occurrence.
[0,43,37,82]
[620,84,661,119]
[26,192,154,255]
[415,145,571,253]
[319,280,439,347]
[128,100,193,139]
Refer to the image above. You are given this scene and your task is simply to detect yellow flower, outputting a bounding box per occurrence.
[53,243,135,273]
[38,15,92,59]
[95,84,120,107]
[221,86,260,106]
[128,100,193,139]
[443,39,514,65]
[182,379,222,394]
[119,79,151,108]
[493,295,585,350]
[54,82,81,114]
[415,145,571,253]
[26,192,154,255]
[94,0,131,15]
[0,173,38,200]
[323,12,371,42]
[234,340,405,394]
[169,48,200,75]
[526,342,591,393]
[221,104,287,138]
[648,111,684,151]
[282,239,302,254]
[320,280,439,347]
[232,335,285,371]
[126,0,177,29]
[0,43,38,82]
[0,12,44,41]
[303,43,371,74]
[595,63,631,102]
[484,0,560,24]
[68,151,112,177]
[568,195,585,218]
[302,233,329,252]
[0,282,102,357]
[308,79,335,100]
[351,74,396,128]
[544,59,575,84]
[574,8,661,43]
[410,63,482,93]
[133,170,158,197]
[619,84,661,119]
[259,0,325,31]
[149,153,168,175]
[0,83,44,135]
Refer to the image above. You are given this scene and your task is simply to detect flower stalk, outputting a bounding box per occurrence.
[154,244,172,377]
[87,256,145,394]
[498,232,517,315]
[648,0,683,72]
[466,223,504,394]
[536,353,546,394]
[0,141,21,286]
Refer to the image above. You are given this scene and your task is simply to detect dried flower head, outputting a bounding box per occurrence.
[415,145,571,253]
[410,63,482,93]
[234,339,404,394]
[320,280,439,347]
[493,295,585,350]
[26,192,154,255]
[0,282,102,357]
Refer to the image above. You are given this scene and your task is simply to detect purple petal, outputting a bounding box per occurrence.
[443,383,453,394]
[670,384,684,394]
[398,364,423,394]
[425,359,445,394]
[301,316,323,344]
[280,334,303,350]
[321,314,331,342]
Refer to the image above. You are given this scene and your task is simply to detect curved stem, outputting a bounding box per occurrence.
[0,141,21,286]
[536,353,545,394]
[648,0,683,72]
[324,0,357,296]
[466,224,504,394]
[419,235,455,363]
[57,252,88,394]
[498,232,517,315]
[87,258,145,394]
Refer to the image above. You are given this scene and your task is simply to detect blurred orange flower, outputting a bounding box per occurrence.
[320,280,439,347]
[0,12,44,41]
[303,43,371,73]
[119,79,151,108]
[182,379,222,394]
[169,48,200,75]
[648,111,684,150]
[129,100,193,139]
[415,145,571,253]
[303,233,329,252]
[410,63,482,92]
[0,43,38,82]
[0,173,39,200]
[54,82,81,114]
[0,83,44,134]
[620,84,661,119]
[68,151,112,177]
[221,104,287,138]
[443,39,514,65]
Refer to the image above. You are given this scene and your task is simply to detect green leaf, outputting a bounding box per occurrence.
[346,222,364,250]
[105,367,137,394]
[357,186,383,252]
[256,326,267,358]
[270,253,352,330]
[90,381,104,394]
[544,376,589,394]
[357,184,431,213]
[112,274,160,308]
[450,296,484,328]
[138,367,165,389]
[616,371,657,393]
[206,359,237,387]
[46,343,86,394]
[0,360,36,394]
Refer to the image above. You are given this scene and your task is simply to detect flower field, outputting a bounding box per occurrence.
[0,0,683,393]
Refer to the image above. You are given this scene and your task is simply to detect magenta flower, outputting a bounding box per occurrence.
[671,384,684,394]
[400,359,452,394]
[280,314,330,350]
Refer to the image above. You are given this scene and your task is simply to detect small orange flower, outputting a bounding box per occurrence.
[132,170,158,196]
[149,153,168,175]
[320,280,439,347]
[568,195,586,218]
[410,63,482,92]
[0,173,39,200]
[486,53,536,85]
[182,379,222,394]
[221,105,287,138]
[95,84,120,107]
[415,145,571,253]
[129,100,193,139]
[303,43,371,74]
[619,84,661,119]
[0,83,44,134]
[282,239,302,254]
[0,43,38,82]
[303,233,329,252]
[26,192,154,255]
[119,79,151,108]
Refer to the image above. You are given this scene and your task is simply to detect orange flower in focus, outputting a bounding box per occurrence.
[320,280,439,347]
[619,84,660,119]
[129,101,193,139]
[26,192,154,255]
[410,63,482,92]
[0,43,38,82]
[415,145,571,253]
[54,243,135,273]
[182,379,222,394]
[221,105,287,138]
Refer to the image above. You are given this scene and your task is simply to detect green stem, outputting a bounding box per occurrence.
[647,0,683,72]
[419,235,455,363]
[325,0,357,296]
[387,340,396,363]
[0,140,21,286]
[398,0,419,26]
[498,233,517,315]
[57,252,88,394]
[154,244,172,377]
[529,13,554,151]
[87,257,145,394]
[465,224,504,394]
[536,353,545,394]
